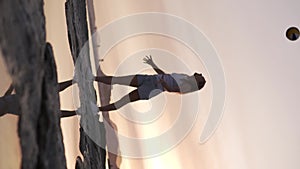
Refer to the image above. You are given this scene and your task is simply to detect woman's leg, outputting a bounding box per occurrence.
[95,75,139,87]
[60,110,77,118]
[99,89,141,111]
[59,79,73,92]
[0,94,77,118]
[61,89,141,115]
[0,95,20,117]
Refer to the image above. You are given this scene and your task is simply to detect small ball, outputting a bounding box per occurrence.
[286,27,300,41]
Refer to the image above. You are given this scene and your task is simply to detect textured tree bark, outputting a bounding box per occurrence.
[0,1,66,169]
[65,0,106,168]
[86,0,120,168]
[37,43,67,169]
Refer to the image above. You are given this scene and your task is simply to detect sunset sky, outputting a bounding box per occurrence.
[1,0,300,169]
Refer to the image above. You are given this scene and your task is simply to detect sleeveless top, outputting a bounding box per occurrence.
[159,73,195,93]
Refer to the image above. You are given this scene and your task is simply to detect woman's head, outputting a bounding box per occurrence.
[193,73,206,90]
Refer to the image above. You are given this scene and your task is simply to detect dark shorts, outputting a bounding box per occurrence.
[136,75,164,99]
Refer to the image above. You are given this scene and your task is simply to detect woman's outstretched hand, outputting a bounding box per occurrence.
[143,55,155,67]
[143,55,166,74]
